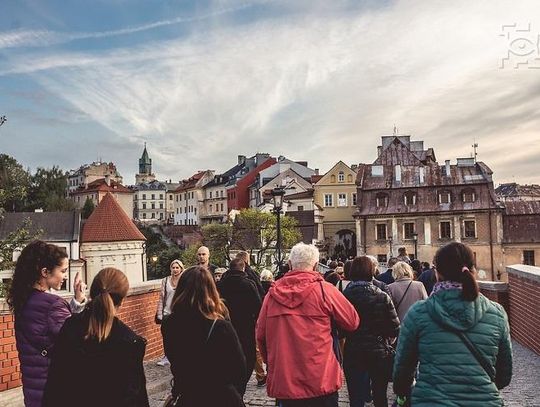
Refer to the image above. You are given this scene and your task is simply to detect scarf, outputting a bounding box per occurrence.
[431,281,462,296]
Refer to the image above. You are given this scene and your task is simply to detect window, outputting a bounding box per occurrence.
[160,213,163,220]
[169,195,173,200]
[220,190,224,197]
[324,194,333,207]
[176,195,179,202]
[523,250,535,266]
[338,171,345,183]
[331,175,336,183]
[152,194,155,200]
[159,203,163,209]
[176,208,178,214]
[372,165,383,176]
[439,221,452,239]
[404,191,416,206]
[194,208,197,215]
[377,254,388,264]
[376,193,388,208]
[151,203,155,209]
[298,205,304,211]
[142,213,146,219]
[347,174,353,183]
[376,224,387,240]
[462,189,476,203]
[209,204,213,213]
[210,191,213,198]
[438,190,451,204]
[352,193,357,206]
[151,213,155,219]
[160,194,163,200]
[142,194,146,200]
[338,193,347,207]
[403,222,415,239]
[142,203,146,209]
[464,220,476,238]
[221,203,224,211]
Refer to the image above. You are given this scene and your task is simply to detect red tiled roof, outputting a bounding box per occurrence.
[311,175,323,184]
[175,171,207,192]
[81,193,145,242]
[72,178,132,194]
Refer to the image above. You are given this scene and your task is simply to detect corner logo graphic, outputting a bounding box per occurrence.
[499,23,540,69]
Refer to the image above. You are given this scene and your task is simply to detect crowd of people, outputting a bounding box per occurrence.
[8,240,513,407]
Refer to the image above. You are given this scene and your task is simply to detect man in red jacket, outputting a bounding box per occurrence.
[256,243,360,407]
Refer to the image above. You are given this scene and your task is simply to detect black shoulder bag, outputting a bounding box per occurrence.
[394,281,413,314]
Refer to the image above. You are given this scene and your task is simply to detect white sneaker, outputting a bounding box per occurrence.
[157,356,170,366]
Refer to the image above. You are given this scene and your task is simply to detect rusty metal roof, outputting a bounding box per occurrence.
[496,183,540,198]
[504,201,540,215]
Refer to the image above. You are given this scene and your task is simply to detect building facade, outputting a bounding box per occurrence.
[173,170,215,226]
[133,180,167,223]
[70,177,133,218]
[67,161,123,193]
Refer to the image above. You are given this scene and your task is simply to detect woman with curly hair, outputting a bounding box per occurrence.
[162,265,246,406]
[7,240,86,407]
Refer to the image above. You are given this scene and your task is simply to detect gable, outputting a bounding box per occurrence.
[374,137,422,166]
[316,161,356,186]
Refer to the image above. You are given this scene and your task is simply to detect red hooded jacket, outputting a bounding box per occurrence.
[256,270,360,399]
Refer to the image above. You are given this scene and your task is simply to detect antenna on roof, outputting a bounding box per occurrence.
[472,140,478,163]
[393,125,398,135]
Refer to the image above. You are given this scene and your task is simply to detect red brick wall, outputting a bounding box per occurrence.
[0,314,21,391]
[0,283,163,393]
[507,272,540,355]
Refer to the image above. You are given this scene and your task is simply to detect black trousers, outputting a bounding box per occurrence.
[277,392,339,407]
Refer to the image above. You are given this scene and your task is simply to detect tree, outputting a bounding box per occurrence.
[202,223,232,267]
[27,166,74,211]
[0,154,31,212]
[81,198,95,219]
[227,208,302,271]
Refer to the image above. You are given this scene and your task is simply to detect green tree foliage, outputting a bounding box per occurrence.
[27,166,75,211]
[180,244,201,269]
[202,223,232,267]
[81,197,95,219]
[0,154,31,211]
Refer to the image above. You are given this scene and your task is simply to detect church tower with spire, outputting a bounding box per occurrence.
[135,143,156,184]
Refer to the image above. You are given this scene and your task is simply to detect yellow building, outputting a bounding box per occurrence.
[313,161,358,258]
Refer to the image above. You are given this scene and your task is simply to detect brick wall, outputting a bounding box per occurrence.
[478,281,509,314]
[506,265,540,355]
[0,280,162,393]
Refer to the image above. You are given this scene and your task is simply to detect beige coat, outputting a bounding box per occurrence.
[388,278,428,322]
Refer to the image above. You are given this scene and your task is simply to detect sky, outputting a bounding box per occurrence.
[1,0,539,185]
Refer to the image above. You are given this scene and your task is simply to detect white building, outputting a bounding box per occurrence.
[173,170,215,226]
[67,161,123,194]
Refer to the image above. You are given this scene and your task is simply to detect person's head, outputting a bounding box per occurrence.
[171,266,228,319]
[324,271,341,285]
[7,240,69,315]
[196,246,210,265]
[335,266,344,279]
[170,259,184,278]
[214,268,226,282]
[392,261,414,280]
[365,255,380,276]
[328,261,338,270]
[337,261,344,267]
[87,268,129,342]
[398,247,407,256]
[434,242,479,301]
[288,243,319,271]
[343,260,353,280]
[229,258,245,272]
[260,269,274,282]
[387,257,399,269]
[235,251,250,266]
[350,256,375,282]
[422,261,431,270]
[410,259,422,274]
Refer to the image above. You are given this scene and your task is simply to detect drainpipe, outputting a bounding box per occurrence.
[363,217,367,255]
[488,208,495,281]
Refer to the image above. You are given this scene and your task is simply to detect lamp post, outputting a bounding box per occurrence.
[412,232,418,260]
[271,187,286,271]
[151,255,158,276]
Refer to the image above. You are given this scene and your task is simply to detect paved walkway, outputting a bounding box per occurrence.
[148,341,540,407]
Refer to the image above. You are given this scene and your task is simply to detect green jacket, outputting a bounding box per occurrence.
[393,289,512,407]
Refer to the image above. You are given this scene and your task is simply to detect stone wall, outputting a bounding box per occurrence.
[0,280,163,393]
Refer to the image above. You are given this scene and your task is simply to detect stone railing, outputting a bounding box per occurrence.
[0,280,163,392]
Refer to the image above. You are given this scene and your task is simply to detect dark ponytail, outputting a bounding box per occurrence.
[86,268,129,342]
[434,242,479,301]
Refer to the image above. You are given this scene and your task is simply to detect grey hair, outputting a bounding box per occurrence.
[392,261,414,280]
[260,269,274,282]
[288,243,319,271]
[365,255,380,275]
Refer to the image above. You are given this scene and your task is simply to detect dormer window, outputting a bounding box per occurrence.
[438,190,451,204]
[376,193,389,207]
[404,191,417,206]
[338,171,345,183]
[462,189,476,203]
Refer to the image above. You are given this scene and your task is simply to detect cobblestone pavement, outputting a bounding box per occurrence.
[147,340,540,407]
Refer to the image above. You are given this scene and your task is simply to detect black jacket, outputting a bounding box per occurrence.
[217,269,262,374]
[162,309,246,407]
[244,264,266,299]
[43,309,149,407]
[342,281,400,368]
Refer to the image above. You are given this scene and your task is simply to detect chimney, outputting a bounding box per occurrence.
[445,160,451,177]
[105,174,111,186]
[238,155,246,165]
[315,168,319,175]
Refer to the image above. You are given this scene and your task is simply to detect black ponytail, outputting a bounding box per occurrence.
[434,242,479,301]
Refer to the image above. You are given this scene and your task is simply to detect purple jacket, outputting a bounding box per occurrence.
[15,290,71,407]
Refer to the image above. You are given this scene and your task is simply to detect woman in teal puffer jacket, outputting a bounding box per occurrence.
[393,242,512,407]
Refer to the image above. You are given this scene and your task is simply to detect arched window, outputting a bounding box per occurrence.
[404,191,417,206]
[338,171,345,182]
[331,175,336,183]
[462,188,476,203]
[376,192,389,207]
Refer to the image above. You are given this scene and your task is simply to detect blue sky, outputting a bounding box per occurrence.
[1,0,539,184]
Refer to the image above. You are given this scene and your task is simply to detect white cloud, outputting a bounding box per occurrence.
[2,0,540,183]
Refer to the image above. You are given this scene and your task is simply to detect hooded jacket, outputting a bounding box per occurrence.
[256,270,360,399]
[393,289,512,407]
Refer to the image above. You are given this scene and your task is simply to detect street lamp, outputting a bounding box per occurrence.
[271,187,286,271]
[412,232,418,260]
[151,255,158,275]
